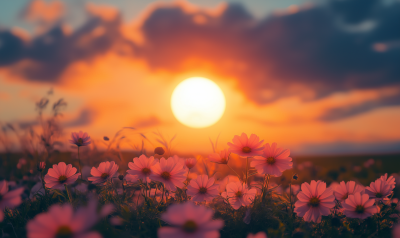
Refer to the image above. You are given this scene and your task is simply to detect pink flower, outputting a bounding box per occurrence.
[227,133,264,157]
[209,149,230,164]
[69,131,91,147]
[185,158,197,169]
[150,157,187,191]
[37,162,46,172]
[247,232,268,238]
[26,201,106,238]
[334,181,364,202]
[393,223,400,238]
[158,202,224,238]
[187,175,219,202]
[224,182,257,210]
[88,161,119,184]
[250,143,292,177]
[127,155,157,183]
[365,176,394,202]
[342,193,379,219]
[218,175,240,193]
[44,162,81,190]
[294,180,335,223]
[0,180,24,222]
[380,173,396,190]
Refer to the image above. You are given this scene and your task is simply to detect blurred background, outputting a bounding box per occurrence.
[0,0,399,156]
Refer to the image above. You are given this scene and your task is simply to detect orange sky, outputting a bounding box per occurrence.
[0,0,399,155]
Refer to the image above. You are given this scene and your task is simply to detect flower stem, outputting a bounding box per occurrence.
[227,164,241,179]
[77,146,82,180]
[245,157,249,185]
[64,184,73,204]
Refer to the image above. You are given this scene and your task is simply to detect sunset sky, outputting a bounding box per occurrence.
[0,0,399,155]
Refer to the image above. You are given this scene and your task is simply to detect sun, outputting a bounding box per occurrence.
[171,77,226,128]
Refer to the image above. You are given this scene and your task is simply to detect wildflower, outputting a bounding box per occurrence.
[218,175,240,194]
[187,175,219,202]
[150,157,187,191]
[250,143,292,177]
[227,133,264,157]
[69,131,91,147]
[26,201,107,238]
[208,149,230,164]
[158,202,224,238]
[379,173,396,190]
[0,180,24,222]
[294,180,335,223]
[44,162,81,190]
[247,232,268,238]
[224,182,257,210]
[334,181,364,202]
[185,158,197,169]
[365,176,394,202]
[154,147,165,155]
[127,155,157,183]
[88,161,119,184]
[342,193,379,219]
[37,162,46,172]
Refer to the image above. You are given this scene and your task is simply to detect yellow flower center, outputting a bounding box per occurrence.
[355,205,364,213]
[161,171,171,180]
[235,191,243,197]
[58,175,68,183]
[266,157,275,165]
[55,225,73,238]
[182,220,197,233]
[141,168,151,175]
[309,197,320,207]
[242,146,251,153]
[375,192,383,198]
[77,138,83,145]
[101,173,109,179]
[199,187,207,194]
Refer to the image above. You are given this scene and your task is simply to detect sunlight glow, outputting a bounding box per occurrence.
[171,77,226,128]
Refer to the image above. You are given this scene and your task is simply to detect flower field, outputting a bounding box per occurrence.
[0,129,399,238]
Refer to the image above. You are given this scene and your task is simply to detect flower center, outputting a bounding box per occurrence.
[161,171,171,180]
[375,192,383,198]
[141,168,151,175]
[55,225,73,238]
[58,175,68,183]
[242,146,251,153]
[309,197,320,207]
[235,191,243,197]
[342,193,348,200]
[220,157,227,163]
[355,205,364,214]
[101,173,109,179]
[199,187,207,194]
[77,138,83,145]
[182,220,197,233]
[266,157,275,165]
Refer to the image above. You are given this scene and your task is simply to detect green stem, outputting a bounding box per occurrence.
[64,184,73,204]
[227,164,241,179]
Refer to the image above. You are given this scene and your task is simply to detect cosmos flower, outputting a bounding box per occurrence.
[208,149,230,164]
[247,232,268,238]
[0,180,24,222]
[158,202,224,238]
[224,182,257,210]
[88,161,119,184]
[342,193,379,219]
[250,143,292,177]
[294,180,335,223]
[69,131,91,147]
[218,175,240,194]
[365,176,394,202]
[127,155,157,183]
[150,157,187,191]
[334,181,365,202]
[227,133,264,157]
[379,173,396,190]
[185,158,197,170]
[26,200,111,238]
[187,175,219,202]
[44,162,81,190]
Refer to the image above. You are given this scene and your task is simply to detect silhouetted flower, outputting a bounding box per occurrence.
[158,202,224,238]
[103,136,109,141]
[88,161,119,184]
[294,180,335,223]
[37,162,46,172]
[44,162,80,190]
[209,149,230,164]
[250,143,292,177]
[69,131,91,147]
[227,133,264,157]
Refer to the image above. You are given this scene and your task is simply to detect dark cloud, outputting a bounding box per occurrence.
[63,108,96,127]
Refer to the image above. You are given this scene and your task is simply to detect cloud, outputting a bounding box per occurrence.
[134,115,164,128]
[21,0,65,25]
[63,108,97,128]
[0,0,399,121]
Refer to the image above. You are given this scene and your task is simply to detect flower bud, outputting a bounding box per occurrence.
[118,174,124,181]
[154,147,165,155]
[37,162,46,172]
